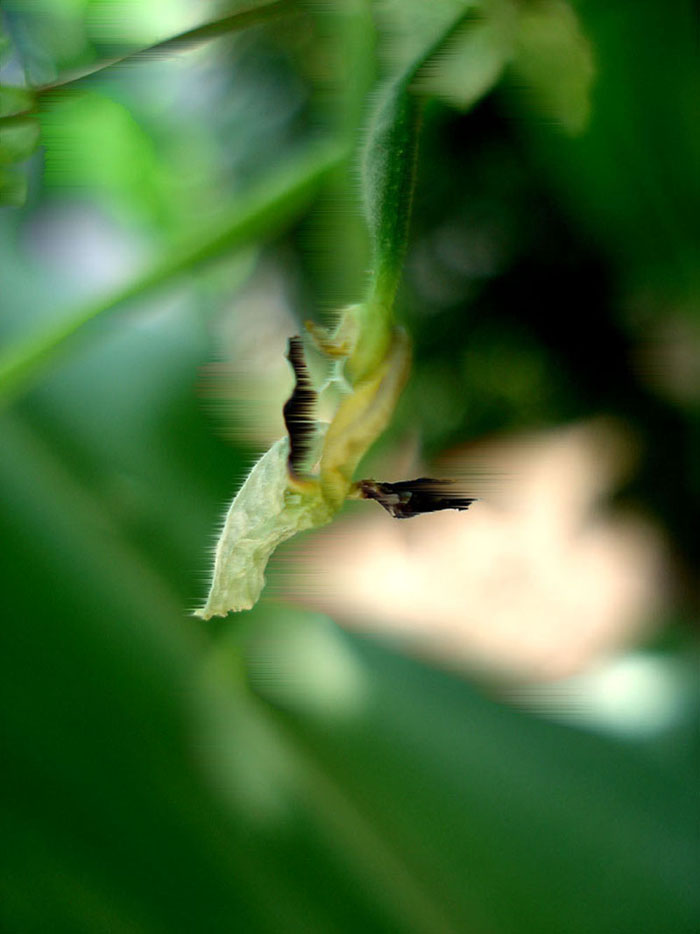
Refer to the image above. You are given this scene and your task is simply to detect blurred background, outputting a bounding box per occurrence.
[1,0,699,931]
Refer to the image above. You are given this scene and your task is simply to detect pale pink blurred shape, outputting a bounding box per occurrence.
[200,259,301,445]
[278,421,667,681]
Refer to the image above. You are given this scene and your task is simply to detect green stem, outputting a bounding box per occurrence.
[0,1,294,125]
[350,9,476,383]
[0,141,345,406]
[362,85,423,313]
[40,0,294,93]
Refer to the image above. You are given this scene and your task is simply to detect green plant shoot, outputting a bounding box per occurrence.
[196,10,474,619]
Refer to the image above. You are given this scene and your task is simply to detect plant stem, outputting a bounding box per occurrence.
[349,10,475,384]
[0,0,294,125]
[40,0,294,93]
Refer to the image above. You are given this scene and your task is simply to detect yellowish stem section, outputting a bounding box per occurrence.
[319,327,411,509]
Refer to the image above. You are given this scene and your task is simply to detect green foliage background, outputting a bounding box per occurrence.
[1,1,699,931]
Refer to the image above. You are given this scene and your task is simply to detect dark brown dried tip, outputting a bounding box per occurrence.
[283,336,317,478]
[357,478,477,519]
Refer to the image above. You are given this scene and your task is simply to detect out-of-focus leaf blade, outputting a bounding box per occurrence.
[416,1,518,111]
[38,92,163,212]
[0,168,28,206]
[0,117,41,165]
[376,0,594,129]
[0,411,430,933]
[0,85,35,118]
[245,611,700,934]
[511,0,595,135]
[0,140,345,406]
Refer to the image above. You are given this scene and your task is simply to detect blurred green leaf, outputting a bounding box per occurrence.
[0,140,344,405]
[376,0,593,129]
[0,116,41,165]
[0,85,36,118]
[3,394,696,933]
[0,32,9,67]
[0,413,331,933]
[244,611,700,934]
[0,168,28,206]
[416,1,518,111]
[511,0,595,135]
[39,91,164,215]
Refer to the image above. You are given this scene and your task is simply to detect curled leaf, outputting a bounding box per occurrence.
[195,438,333,619]
[198,326,413,617]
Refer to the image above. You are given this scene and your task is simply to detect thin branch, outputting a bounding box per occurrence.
[0,0,294,123]
[40,0,294,92]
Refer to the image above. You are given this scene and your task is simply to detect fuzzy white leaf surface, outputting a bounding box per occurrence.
[196,438,331,618]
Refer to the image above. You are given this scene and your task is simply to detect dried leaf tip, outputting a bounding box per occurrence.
[357,477,476,519]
